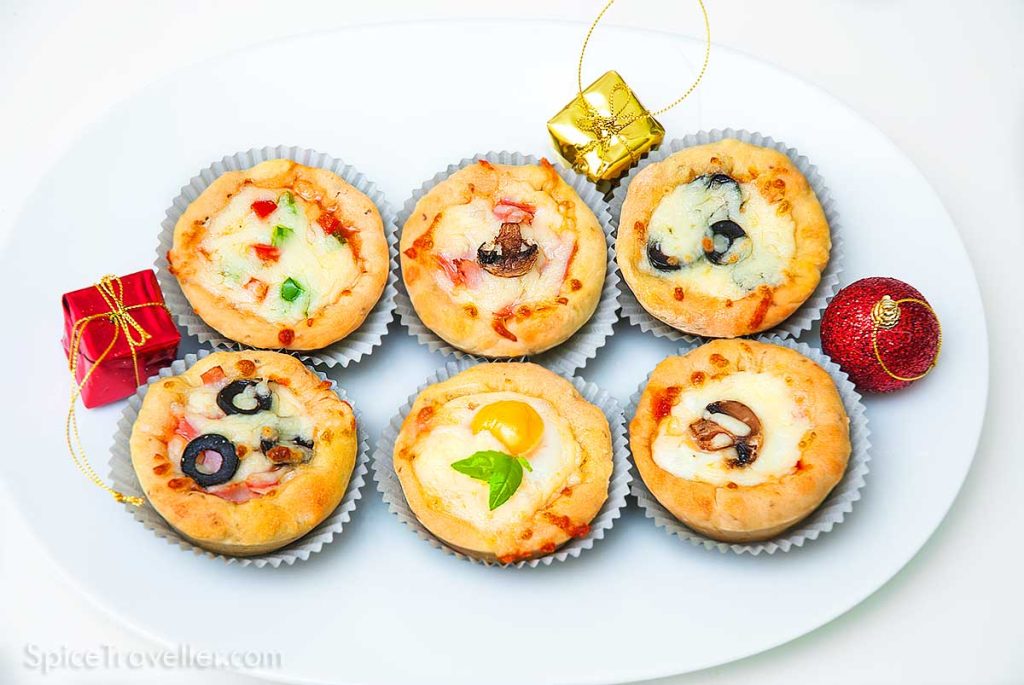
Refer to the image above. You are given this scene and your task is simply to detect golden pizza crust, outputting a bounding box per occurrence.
[168,159,389,350]
[393,363,612,563]
[630,339,850,542]
[400,160,606,357]
[617,139,831,337]
[130,351,357,555]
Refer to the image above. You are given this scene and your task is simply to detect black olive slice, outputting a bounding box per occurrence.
[647,241,682,271]
[477,222,539,277]
[704,220,748,265]
[217,380,272,415]
[181,434,239,487]
[704,173,738,190]
[293,436,314,449]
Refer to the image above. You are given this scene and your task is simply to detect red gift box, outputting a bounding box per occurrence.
[61,270,181,408]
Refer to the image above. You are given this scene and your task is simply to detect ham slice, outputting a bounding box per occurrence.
[493,198,536,224]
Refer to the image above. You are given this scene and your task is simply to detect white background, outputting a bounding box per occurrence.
[1,1,1021,684]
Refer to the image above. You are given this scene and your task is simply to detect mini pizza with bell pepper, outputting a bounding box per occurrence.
[168,159,389,350]
[130,351,358,555]
[400,160,606,357]
[393,363,612,563]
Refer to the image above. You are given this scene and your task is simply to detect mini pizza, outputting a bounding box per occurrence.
[130,351,358,555]
[393,363,612,563]
[630,339,850,542]
[617,139,831,337]
[168,159,390,350]
[400,159,606,357]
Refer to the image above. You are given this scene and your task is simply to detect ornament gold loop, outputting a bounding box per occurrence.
[66,275,170,507]
[577,0,711,117]
[870,295,942,383]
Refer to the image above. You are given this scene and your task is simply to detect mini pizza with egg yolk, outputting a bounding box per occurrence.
[400,159,607,357]
[630,339,850,542]
[168,159,390,350]
[393,362,613,563]
[616,139,831,338]
[130,351,358,555]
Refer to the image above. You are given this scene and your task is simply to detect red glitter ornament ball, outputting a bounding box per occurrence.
[820,277,940,393]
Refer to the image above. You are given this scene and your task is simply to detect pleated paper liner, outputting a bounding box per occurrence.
[108,351,368,568]
[373,358,632,568]
[156,145,399,368]
[395,151,620,376]
[609,128,845,344]
[626,336,871,555]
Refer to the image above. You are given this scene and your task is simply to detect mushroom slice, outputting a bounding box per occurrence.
[688,400,764,468]
[477,222,539,278]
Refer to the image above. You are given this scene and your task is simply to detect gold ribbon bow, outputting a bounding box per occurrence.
[66,275,169,506]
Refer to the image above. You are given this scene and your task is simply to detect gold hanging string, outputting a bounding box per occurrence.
[577,0,711,117]
[66,275,169,506]
[870,295,942,383]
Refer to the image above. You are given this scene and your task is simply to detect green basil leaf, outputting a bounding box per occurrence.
[516,456,533,473]
[271,225,293,247]
[280,277,304,302]
[488,455,523,511]
[451,450,503,481]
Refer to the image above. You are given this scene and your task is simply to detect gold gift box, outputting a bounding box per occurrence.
[547,70,665,182]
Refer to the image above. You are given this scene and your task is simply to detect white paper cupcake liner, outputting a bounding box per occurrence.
[373,358,632,568]
[108,350,369,568]
[626,336,870,555]
[156,145,399,368]
[395,151,620,376]
[609,129,845,343]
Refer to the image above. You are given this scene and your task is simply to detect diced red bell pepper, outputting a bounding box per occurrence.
[251,200,277,219]
[316,212,342,235]
[252,243,281,262]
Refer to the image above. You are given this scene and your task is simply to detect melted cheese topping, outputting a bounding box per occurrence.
[651,372,808,487]
[644,179,796,299]
[194,186,360,324]
[170,380,315,487]
[411,391,581,533]
[430,196,575,314]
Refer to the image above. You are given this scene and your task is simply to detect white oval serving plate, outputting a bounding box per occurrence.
[0,19,987,685]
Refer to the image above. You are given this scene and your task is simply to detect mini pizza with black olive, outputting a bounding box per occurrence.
[400,159,607,357]
[630,339,850,542]
[130,351,358,555]
[617,139,831,338]
[393,363,612,563]
[168,159,390,350]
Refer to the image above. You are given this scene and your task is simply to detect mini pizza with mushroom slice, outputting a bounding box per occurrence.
[400,160,606,357]
[130,351,358,555]
[617,139,831,338]
[168,159,390,350]
[393,363,612,563]
[630,339,850,542]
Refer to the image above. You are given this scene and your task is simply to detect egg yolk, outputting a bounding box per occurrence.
[471,400,544,455]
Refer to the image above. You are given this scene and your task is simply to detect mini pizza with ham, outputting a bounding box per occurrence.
[393,363,612,563]
[617,139,831,338]
[400,160,606,357]
[130,351,358,555]
[630,339,850,542]
[168,159,390,350]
